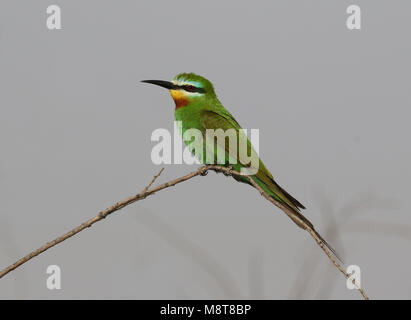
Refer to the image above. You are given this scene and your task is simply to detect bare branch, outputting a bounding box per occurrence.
[0,168,165,279]
[0,165,369,299]
[204,166,369,300]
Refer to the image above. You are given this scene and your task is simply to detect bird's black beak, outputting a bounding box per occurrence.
[141,80,178,90]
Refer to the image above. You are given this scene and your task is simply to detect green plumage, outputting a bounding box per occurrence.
[173,73,306,216]
[142,72,341,261]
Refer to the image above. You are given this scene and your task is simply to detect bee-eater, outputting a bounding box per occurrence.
[142,73,339,259]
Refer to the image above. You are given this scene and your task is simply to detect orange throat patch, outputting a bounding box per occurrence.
[170,89,189,109]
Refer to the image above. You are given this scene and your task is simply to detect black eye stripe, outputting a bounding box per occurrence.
[184,85,196,92]
[179,84,205,93]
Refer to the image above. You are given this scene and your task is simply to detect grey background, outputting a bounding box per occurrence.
[0,0,410,299]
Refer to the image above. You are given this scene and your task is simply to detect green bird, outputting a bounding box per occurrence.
[142,72,339,260]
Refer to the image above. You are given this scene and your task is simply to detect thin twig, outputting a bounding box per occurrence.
[0,168,165,279]
[142,168,164,193]
[0,165,369,299]
[204,166,369,300]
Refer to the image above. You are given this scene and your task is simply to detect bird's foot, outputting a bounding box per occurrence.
[223,166,234,176]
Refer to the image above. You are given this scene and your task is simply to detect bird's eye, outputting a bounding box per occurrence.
[184,85,197,92]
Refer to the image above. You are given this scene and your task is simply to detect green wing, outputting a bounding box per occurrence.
[200,109,305,212]
[199,109,345,261]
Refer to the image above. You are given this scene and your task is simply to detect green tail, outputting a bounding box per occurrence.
[251,175,305,213]
[250,174,342,261]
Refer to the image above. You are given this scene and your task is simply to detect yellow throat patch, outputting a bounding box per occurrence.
[169,89,189,109]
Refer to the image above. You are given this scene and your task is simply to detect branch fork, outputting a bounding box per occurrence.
[0,166,369,299]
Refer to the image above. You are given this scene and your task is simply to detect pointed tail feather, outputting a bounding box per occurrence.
[246,174,343,263]
[284,205,343,263]
[264,185,343,263]
[274,182,306,210]
[311,228,344,264]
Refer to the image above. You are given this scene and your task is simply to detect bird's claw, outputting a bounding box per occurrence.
[200,169,208,176]
[223,166,234,176]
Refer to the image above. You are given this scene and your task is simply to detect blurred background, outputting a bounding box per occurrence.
[0,0,410,299]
